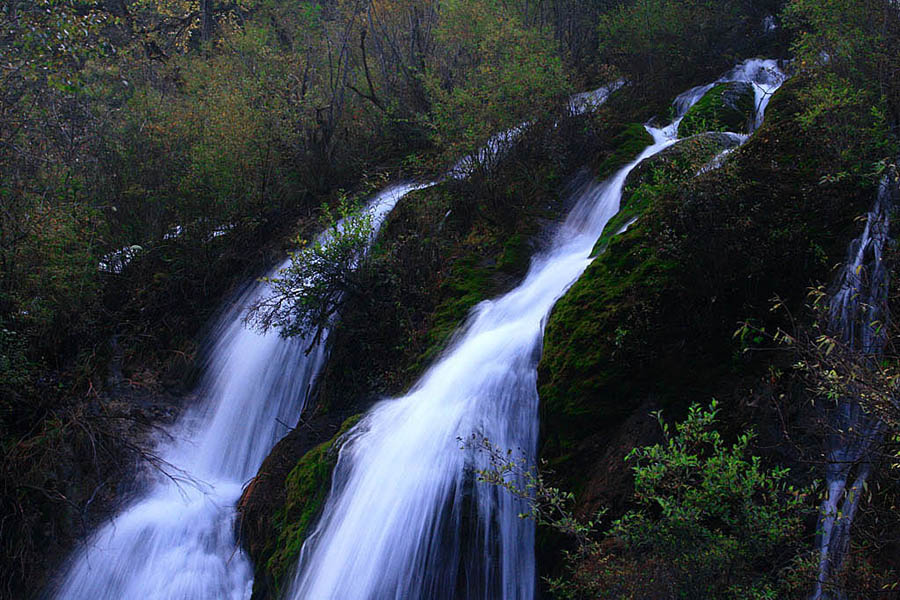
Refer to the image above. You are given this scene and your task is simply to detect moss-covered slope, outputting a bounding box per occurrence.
[238,411,362,599]
[538,76,881,500]
[263,414,361,596]
[595,132,743,255]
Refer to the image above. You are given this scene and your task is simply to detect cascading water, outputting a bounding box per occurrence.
[664,58,785,138]
[812,169,898,600]
[49,182,426,600]
[287,59,786,600]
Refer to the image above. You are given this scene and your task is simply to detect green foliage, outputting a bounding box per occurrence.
[595,0,771,94]
[479,403,812,599]
[0,322,32,409]
[540,132,738,453]
[783,0,900,176]
[608,401,810,598]
[425,0,571,174]
[677,82,756,137]
[793,72,895,178]
[249,198,375,343]
[784,0,900,96]
[496,233,531,274]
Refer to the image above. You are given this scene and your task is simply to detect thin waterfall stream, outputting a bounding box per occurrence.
[812,169,898,600]
[49,183,427,600]
[287,60,786,600]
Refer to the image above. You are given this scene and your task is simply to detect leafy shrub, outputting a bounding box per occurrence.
[783,0,900,177]
[480,401,813,599]
[606,401,811,598]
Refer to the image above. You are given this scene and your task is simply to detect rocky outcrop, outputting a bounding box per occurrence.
[538,76,877,506]
[678,81,756,137]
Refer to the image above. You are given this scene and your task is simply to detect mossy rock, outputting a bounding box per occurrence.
[677,82,756,137]
[538,75,878,498]
[264,414,362,595]
[594,132,743,255]
[316,164,562,410]
[539,221,678,459]
[595,123,654,179]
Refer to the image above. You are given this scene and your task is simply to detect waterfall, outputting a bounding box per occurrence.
[49,182,426,600]
[812,169,898,600]
[49,57,785,599]
[286,59,786,600]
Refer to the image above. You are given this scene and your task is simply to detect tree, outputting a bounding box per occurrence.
[783,0,900,178]
[595,0,774,95]
[784,0,900,125]
[247,199,375,347]
[424,0,571,177]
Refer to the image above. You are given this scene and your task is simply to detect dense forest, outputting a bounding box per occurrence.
[2,0,900,598]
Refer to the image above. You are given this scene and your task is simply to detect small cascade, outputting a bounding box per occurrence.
[812,170,898,600]
[665,58,786,138]
[49,183,426,600]
[286,60,786,600]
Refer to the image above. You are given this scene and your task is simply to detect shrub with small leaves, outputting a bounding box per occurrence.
[610,400,812,598]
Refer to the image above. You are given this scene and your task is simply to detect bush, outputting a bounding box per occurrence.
[480,402,813,599]
[605,401,811,598]
[783,0,900,176]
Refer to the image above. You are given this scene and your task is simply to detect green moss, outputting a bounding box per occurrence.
[539,223,677,454]
[538,77,879,495]
[595,123,654,179]
[265,414,362,594]
[593,133,741,256]
[408,252,494,374]
[677,82,755,137]
[497,233,531,274]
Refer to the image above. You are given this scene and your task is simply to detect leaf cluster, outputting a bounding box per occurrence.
[247,198,375,347]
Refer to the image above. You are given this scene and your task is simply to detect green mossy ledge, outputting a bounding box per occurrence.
[595,123,654,179]
[314,179,555,411]
[594,132,743,256]
[538,76,880,497]
[263,414,362,596]
[678,81,756,138]
[240,109,614,600]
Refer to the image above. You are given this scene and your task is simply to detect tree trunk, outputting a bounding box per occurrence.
[199,0,212,42]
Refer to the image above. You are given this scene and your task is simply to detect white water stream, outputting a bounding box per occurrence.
[287,60,786,600]
[812,170,897,600]
[50,183,426,600]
